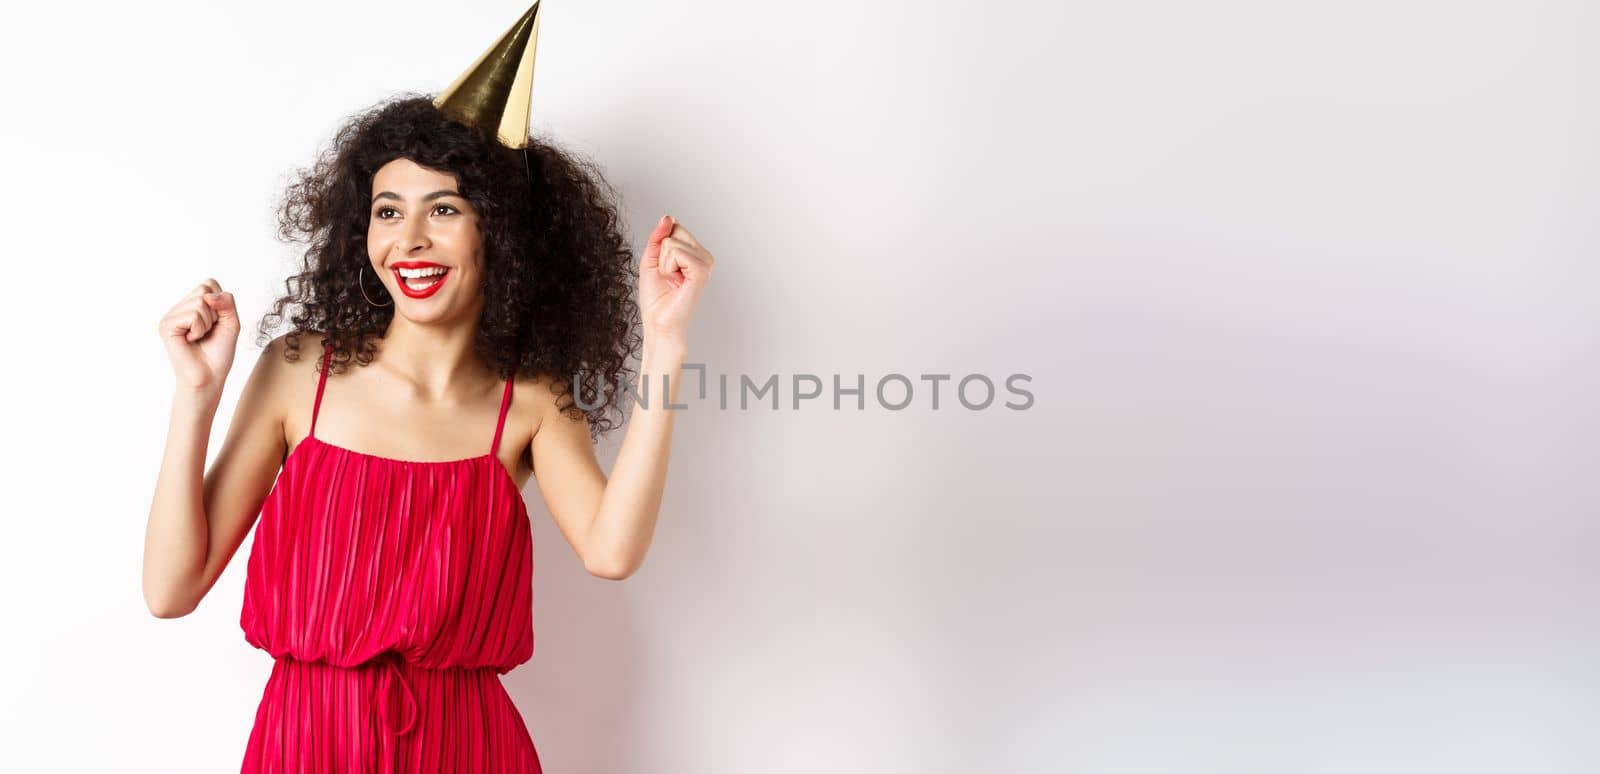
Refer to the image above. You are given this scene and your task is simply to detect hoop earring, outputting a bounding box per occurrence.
[359,265,393,307]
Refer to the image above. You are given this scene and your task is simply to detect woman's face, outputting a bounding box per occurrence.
[366,157,484,322]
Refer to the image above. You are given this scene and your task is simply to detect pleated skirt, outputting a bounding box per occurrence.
[241,655,543,773]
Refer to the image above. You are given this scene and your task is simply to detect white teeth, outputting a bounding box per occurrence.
[397,266,448,278]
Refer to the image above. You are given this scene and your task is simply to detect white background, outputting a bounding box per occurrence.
[1,1,1595,772]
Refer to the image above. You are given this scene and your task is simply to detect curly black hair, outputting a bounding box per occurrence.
[254,93,641,440]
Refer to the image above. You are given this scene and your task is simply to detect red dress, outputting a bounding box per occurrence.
[240,342,541,773]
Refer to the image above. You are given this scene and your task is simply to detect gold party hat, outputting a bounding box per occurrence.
[433,2,543,149]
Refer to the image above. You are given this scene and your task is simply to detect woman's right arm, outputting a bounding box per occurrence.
[143,279,289,618]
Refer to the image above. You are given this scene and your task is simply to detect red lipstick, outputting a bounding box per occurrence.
[390,260,451,299]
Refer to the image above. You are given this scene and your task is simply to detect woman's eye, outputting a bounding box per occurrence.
[374,204,458,219]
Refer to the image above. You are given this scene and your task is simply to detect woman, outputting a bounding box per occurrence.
[140,85,713,773]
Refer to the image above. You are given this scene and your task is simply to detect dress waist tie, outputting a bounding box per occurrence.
[372,652,417,773]
[375,652,418,735]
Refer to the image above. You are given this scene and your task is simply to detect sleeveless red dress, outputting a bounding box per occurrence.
[239,342,541,773]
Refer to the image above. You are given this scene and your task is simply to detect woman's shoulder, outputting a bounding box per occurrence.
[510,370,594,438]
[247,330,332,406]
[264,329,329,374]
[511,371,555,419]
[221,330,328,447]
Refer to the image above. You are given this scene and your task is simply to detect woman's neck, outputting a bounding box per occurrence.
[373,316,495,399]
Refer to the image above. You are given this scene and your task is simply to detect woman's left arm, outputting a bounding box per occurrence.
[530,214,713,579]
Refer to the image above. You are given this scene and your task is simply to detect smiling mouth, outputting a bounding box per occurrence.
[392,266,451,296]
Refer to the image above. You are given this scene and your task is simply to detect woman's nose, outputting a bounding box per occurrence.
[400,220,432,252]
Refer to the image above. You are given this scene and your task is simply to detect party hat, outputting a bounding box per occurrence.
[433,2,543,150]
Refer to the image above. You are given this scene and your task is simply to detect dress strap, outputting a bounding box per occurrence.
[489,374,514,457]
[309,342,332,440]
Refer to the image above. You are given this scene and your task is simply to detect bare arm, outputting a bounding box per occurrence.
[142,281,289,618]
[532,214,712,580]
[531,341,687,580]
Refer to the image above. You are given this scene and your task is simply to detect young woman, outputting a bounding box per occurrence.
[141,91,714,771]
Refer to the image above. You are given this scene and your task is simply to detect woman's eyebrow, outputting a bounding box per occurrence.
[372,190,465,203]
